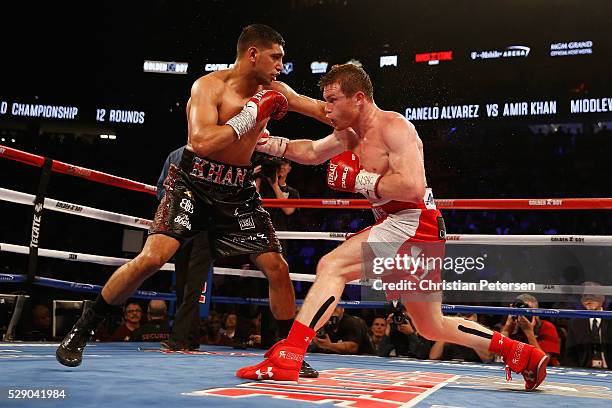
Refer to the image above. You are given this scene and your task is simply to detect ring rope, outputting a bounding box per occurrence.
[0,187,153,229]
[0,145,157,195]
[211,295,612,319]
[1,243,175,271]
[2,273,611,319]
[3,145,612,210]
[0,273,175,301]
[3,187,612,245]
[3,246,612,296]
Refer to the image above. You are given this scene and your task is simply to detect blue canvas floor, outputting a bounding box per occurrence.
[1,343,611,408]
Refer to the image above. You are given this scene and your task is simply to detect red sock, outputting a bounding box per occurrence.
[286,320,315,351]
[489,331,512,356]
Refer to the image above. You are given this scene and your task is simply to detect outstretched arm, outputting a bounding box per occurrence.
[268,81,330,126]
[256,131,346,165]
[284,134,346,164]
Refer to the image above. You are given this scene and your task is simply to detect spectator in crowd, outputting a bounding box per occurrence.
[214,312,238,347]
[564,282,611,368]
[108,302,142,342]
[429,313,493,362]
[255,156,300,258]
[247,311,263,348]
[500,294,561,366]
[22,304,53,341]
[130,300,171,342]
[232,307,264,349]
[368,316,388,354]
[310,307,375,355]
[376,307,431,358]
[200,311,223,345]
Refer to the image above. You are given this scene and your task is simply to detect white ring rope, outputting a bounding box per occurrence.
[0,242,174,271]
[3,243,612,295]
[2,186,612,246]
[0,187,152,229]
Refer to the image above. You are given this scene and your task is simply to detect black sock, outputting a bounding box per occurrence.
[91,294,115,317]
[276,318,294,339]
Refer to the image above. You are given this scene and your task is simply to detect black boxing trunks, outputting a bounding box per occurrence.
[149,148,281,258]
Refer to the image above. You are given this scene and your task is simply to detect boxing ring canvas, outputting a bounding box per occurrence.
[2,343,611,407]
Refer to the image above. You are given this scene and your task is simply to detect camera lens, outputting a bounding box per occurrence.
[393,313,406,324]
[512,300,528,309]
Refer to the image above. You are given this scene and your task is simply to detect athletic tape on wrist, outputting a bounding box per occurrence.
[226,108,256,140]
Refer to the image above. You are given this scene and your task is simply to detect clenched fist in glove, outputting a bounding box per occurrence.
[255,129,289,157]
[226,90,288,139]
[327,151,381,200]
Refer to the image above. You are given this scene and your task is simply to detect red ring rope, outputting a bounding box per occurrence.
[0,145,157,195]
[2,145,611,209]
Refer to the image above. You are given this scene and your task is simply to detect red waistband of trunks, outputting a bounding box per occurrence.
[180,148,252,188]
[371,189,436,220]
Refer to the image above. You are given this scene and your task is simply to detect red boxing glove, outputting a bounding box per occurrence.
[251,90,288,121]
[226,90,288,139]
[327,151,381,199]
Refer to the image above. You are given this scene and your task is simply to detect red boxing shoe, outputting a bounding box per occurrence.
[489,332,549,390]
[235,340,303,382]
[237,320,315,382]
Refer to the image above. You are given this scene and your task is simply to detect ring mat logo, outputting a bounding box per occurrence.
[186,368,457,407]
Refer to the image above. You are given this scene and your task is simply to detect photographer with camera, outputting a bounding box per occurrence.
[377,301,431,358]
[501,294,561,366]
[254,155,300,257]
[309,307,375,355]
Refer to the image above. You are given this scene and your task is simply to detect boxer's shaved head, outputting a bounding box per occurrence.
[237,24,285,56]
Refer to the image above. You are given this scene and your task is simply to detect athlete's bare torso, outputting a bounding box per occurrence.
[186,70,272,166]
[338,110,428,195]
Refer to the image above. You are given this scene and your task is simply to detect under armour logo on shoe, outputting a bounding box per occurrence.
[255,367,274,379]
